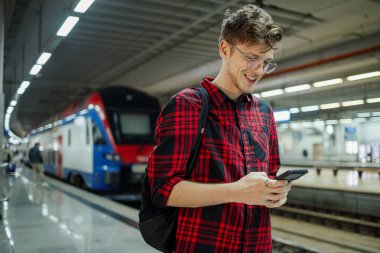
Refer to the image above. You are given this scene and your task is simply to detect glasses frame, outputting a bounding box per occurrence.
[231,45,277,74]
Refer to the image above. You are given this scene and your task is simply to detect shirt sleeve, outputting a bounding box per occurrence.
[147,96,200,208]
[268,108,281,179]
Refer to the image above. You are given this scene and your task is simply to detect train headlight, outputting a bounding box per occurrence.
[114,154,121,162]
[103,153,120,162]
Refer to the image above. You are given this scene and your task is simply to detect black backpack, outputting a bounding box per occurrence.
[139,87,209,252]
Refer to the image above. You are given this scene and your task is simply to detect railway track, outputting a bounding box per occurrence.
[272,203,380,237]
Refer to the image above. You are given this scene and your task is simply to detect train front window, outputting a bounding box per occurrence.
[109,111,156,144]
[120,113,150,135]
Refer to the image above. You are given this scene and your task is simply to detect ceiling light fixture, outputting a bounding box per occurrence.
[347,71,380,81]
[339,118,353,124]
[300,105,319,112]
[320,102,340,110]
[354,118,366,123]
[261,89,284,97]
[29,64,42,75]
[342,100,364,107]
[10,100,17,106]
[6,107,14,114]
[289,108,300,114]
[367,97,380,103]
[57,16,79,37]
[284,84,311,93]
[36,52,52,65]
[313,78,343,87]
[74,0,95,13]
[17,81,30,94]
[357,112,371,117]
[370,117,380,122]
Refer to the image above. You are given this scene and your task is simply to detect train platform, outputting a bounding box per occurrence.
[279,166,380,194]
[0,167,157,253]
[1,165,379,253]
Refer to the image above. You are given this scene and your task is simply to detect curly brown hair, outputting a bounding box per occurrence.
[219,4,283,51]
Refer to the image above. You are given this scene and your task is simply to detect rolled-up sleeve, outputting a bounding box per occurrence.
[147,96,200,208]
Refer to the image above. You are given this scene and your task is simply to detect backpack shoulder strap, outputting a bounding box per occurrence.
[185,87,209,176]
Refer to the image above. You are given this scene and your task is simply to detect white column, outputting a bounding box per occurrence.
[0,0,5,162]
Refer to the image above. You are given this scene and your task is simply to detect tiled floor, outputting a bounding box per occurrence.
[1,168,158,253]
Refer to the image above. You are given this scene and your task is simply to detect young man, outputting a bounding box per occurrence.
[147,4,291,252]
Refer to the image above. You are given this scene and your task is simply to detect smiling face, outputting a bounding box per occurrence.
[218,40,275,98]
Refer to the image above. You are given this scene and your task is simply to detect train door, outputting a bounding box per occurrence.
[57,135,63,178]
[91,119,108,166]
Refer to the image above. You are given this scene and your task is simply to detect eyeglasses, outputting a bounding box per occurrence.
[231,45,277,74]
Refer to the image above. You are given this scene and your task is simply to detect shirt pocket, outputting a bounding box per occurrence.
[248,125,269,162]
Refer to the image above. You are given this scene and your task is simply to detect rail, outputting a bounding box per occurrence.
[272,205,380,236]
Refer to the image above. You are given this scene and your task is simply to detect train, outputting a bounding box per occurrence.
[28,86,161,192]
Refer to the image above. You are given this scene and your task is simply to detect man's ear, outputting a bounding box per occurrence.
[219,40,230,60]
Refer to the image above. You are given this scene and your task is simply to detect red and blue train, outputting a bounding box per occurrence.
[29,86,161,191]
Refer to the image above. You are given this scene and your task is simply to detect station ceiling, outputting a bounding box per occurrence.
[3,0,380,137]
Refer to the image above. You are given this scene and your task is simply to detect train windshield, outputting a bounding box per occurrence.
[119,113,150,135]
[108,110,157,144]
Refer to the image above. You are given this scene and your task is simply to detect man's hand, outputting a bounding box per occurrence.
[230,172,291,207]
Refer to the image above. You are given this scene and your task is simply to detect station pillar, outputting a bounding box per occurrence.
[0,0,4,162]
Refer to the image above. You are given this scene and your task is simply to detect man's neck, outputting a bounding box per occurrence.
[212,73,242,101]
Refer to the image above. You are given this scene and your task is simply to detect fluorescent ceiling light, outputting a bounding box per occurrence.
[313,78,343,87]
[372,112,380,116]
[261,89,284,97]
[354,118,366,123]
[37,52,52,65]
[326,120,338,125]
[20,81,30,89]
[284,84,311,93]
[57,16,79,37]
[357,112,371,117]
[339,118,352,124]
[10,100,17,106]
[342,100,364,107]
[30,64,42,75]
[300,105,319,112]
[367,97,380,103]
[6,107,14,114]
[273,110,290,122]
[320,102,340,110]
[17,81,30,94]
[74,0,95,13]
[289,108,299,114]
[347,71,380,81]
[370,117,380,122]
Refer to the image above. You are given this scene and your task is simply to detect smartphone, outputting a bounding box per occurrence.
[275,169,308,181]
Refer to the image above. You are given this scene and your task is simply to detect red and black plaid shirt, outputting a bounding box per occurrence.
[148,77,280,252]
